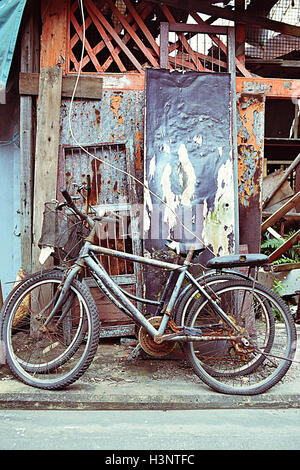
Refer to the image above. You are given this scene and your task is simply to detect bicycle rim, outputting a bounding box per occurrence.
[3,272,100,389]
[184,280,297,395]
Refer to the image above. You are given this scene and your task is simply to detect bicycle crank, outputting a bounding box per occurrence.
[138,316,178,357]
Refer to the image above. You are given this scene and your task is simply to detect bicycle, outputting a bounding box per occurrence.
[1,188,297,395]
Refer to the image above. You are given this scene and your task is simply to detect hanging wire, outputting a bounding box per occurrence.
[0,131,19,147]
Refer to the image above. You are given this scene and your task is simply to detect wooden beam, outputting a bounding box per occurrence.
[40,0,68,71]
[19,72,103,99]
[19,0,40,275]
[263,153,300,209]
[147,0,300,37]
[32,65,63,271]
[236,77,300,98]
[261,191,300,233]
[268,230,300,263]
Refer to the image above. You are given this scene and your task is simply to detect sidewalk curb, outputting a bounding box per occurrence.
[1,381,300,410]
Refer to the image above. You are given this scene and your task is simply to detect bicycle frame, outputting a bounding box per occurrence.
[45,240,240,343]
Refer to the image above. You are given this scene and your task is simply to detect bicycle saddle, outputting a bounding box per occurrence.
[165,240,205,258]
[206,253,269,269]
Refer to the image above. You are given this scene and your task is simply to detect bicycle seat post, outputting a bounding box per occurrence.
[156,247,195,339]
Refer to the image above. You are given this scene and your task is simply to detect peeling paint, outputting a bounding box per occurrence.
[202,160,235,256]
[237,94,265,207]
[110,94,125,125]
[149,155,156,181]
[160,162,179,230]
[237,93,265,253]
[177,143,196,206]
[193,135,203,146]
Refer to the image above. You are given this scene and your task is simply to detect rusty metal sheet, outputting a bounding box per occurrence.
[237,93,265,253]
[57,90,145,330]
[59,90,145,195]
[144,68,237,262]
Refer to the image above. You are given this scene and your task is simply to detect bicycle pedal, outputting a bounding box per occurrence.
[126,343,142,360]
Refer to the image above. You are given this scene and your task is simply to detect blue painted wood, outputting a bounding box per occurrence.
[0,143,21,300]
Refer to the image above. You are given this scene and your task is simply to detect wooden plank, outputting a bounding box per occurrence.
[123,0,160,56]
[271,262,300,272]
[268,230,300,263]
[263,153,300,209]
[160,22,169,68]
[261,191,300,233]
[19,0,40,275]
[32,65,63,271]
[236,77,300,98]
[19,72,103,99]
[99,2,154,72]
[40,0,68,71]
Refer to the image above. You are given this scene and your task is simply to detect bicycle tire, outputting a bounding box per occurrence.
[175,273,248,326]
[2,271,100,390]
[175,274,275,376]
[182,279,297,395]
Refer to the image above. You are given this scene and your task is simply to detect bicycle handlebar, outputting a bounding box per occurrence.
[60,187,118,228]
[61,187,95,227]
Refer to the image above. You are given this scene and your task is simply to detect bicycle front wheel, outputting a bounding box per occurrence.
[183,280,297,395]
[2,271,100,390]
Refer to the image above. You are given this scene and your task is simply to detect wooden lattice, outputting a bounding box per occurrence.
[68,0,250,76]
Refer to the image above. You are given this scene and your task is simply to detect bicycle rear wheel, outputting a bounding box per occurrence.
[176,274,276,376]
[2,271,100,390]
[183,279,297,395]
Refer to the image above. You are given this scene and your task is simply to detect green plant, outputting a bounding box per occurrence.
[261,230,300,265]
[272,278,288,321]
[272,278,287,297]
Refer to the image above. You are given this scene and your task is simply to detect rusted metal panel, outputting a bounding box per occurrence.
[59,89,144,182]
[58,90,144,332]
[144,68,237,261]
[237,93,265,253]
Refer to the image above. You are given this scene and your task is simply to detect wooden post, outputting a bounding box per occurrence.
[160,22,169,68]
[32,65,63,271]
[235,0,246,66]
[40,0,68,72]
[19,1,40,275]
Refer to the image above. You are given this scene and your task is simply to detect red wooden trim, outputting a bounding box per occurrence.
[268,230,300,263]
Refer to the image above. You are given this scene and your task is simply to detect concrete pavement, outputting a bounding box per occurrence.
[0,327,300,411]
